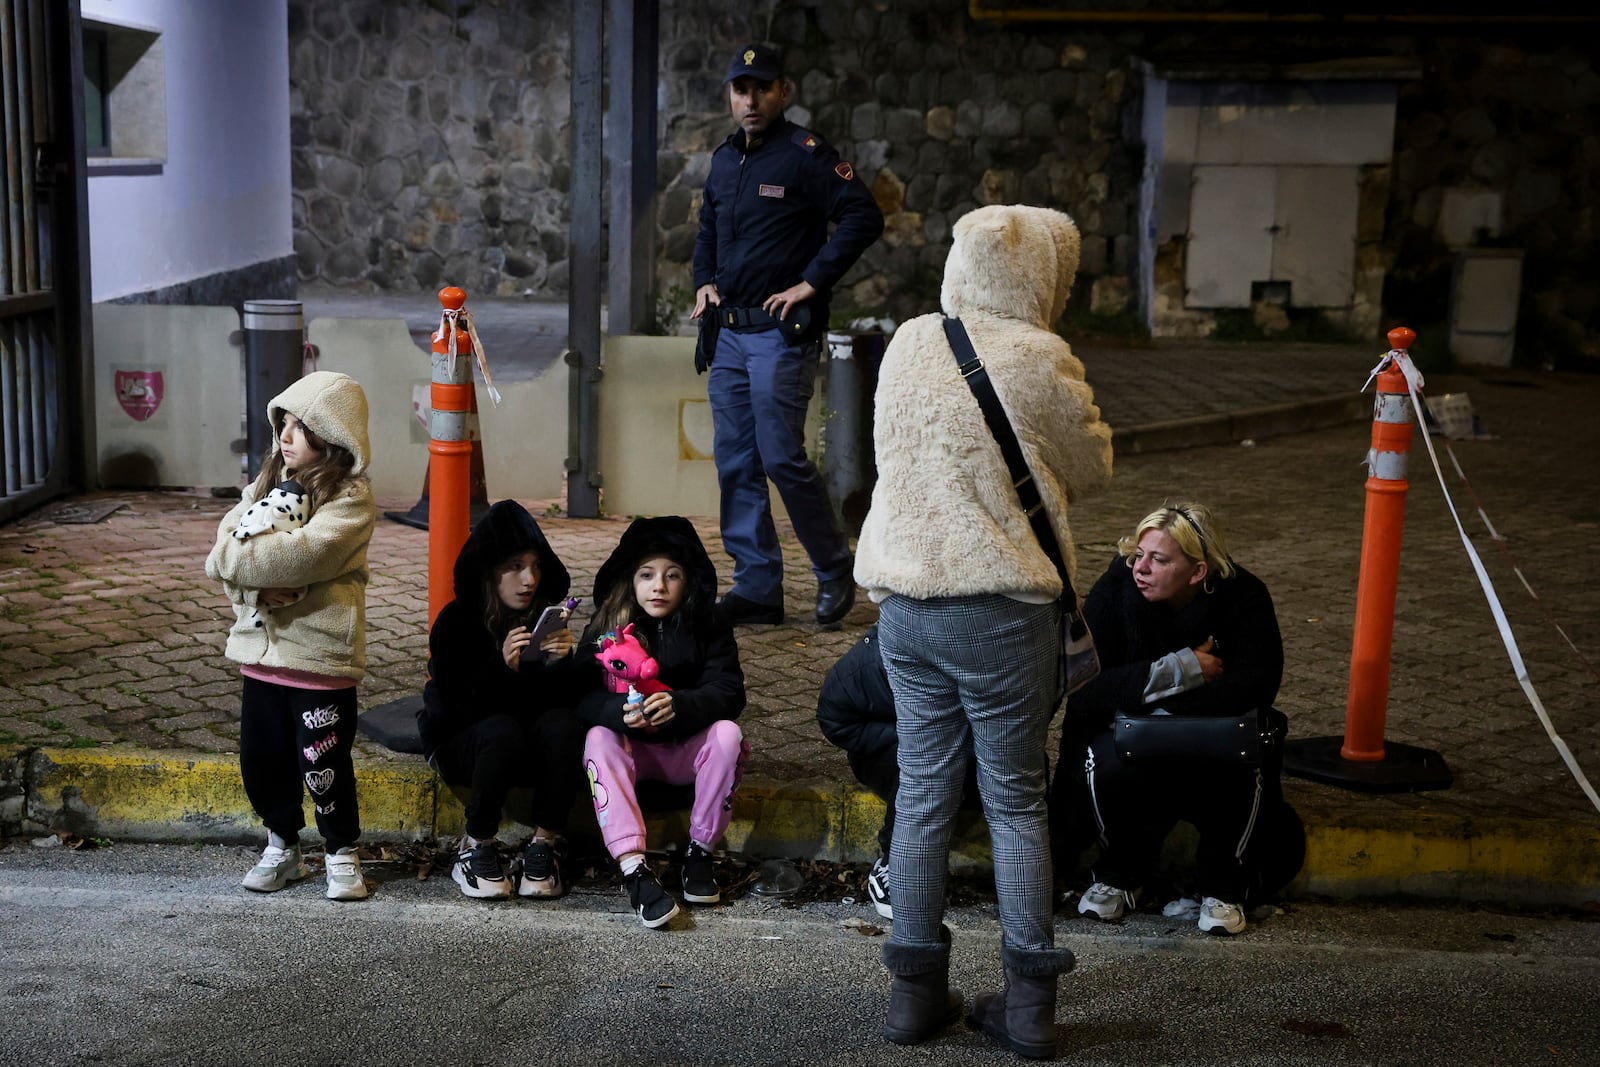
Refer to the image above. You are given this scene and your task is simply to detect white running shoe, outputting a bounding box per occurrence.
[866,857,892,920]
[1197,896,1246,935]
[452,838,512,899]
[518,839,565,899]
[324,847,369,901]
[1162,896,1202,920]
[1077,881,1142,921]
[241,832,306,893]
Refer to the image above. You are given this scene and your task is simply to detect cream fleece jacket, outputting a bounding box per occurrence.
[854,205,1113,602]
[206,372,375,680]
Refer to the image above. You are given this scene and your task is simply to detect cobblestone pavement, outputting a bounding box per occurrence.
[1,349,1596,846]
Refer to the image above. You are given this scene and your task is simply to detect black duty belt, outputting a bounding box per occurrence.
[719,302,812,336]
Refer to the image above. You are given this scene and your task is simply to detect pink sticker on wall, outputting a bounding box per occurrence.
[115,370,164,421]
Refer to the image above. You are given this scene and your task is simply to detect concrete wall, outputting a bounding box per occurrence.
[88,308,814,521]
[83,0,293,303]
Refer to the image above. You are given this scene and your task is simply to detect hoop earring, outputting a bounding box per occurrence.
[1202,576,1216,595]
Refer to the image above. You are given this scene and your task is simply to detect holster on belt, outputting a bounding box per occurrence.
[694,310,720,375]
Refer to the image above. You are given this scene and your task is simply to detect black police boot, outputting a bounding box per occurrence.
[716,592,784,627]
[815,575,856,626]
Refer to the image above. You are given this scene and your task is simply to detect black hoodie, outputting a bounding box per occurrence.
[417,500,575,757]
[574,516,745,743]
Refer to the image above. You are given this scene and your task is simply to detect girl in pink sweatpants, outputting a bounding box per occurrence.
[574,516,748,929]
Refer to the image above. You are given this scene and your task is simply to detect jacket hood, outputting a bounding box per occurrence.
[451,500,570,612]
[268,371,371,476]
[592,516,718,625]
[940,205,1081,329]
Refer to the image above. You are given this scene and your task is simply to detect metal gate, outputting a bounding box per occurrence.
[0,0,91,524]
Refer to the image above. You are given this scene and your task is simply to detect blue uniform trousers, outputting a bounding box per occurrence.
[707,326,851,605]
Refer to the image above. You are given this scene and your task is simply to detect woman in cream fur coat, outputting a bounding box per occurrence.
[855,204,1112,1059]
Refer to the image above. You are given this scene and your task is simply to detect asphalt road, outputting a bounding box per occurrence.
[2,842,1596,1066]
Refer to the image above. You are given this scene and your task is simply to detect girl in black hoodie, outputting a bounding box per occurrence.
[419,501,586,901]
[575,516,747,929]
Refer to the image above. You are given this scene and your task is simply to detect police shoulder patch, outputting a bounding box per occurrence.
[834,161,855,181]
[790,127,820,153]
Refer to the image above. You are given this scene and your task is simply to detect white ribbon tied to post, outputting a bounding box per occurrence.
[1361,346,1600,815]
[437,306,503,407]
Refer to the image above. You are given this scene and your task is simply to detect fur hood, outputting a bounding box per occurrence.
[451,500,571,616]
[941,204,1080,329]
[268,371,371,476]
[854,204,1113,602]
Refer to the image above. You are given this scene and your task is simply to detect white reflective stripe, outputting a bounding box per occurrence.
[429,410,469,442]
[1373,392,1414,424]
[431,352,471,385]
[1370,449,1409,481]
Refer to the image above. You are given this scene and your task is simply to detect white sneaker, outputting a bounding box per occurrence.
[241,832,306,892]
[324,847,369,901]
[518,839,565,899]
[1197,896,1246,935]
[1162,896,1202,920]
[866,857,892,920]
[453,838,512,899]
[1077,881,1142,921]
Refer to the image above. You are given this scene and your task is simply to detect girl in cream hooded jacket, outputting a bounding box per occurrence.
[206,371,376,901]
[855,206,1110,1058]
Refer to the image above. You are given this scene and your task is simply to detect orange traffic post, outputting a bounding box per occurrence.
[428,286,475,627]
[1282,327,1451,792]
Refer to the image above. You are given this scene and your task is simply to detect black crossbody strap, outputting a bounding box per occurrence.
[942,316,1077,604]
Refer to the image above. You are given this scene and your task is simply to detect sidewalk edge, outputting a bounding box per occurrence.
[6,747,1596,910]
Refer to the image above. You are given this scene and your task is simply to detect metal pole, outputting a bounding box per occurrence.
[566,0,603,517]
[606,0,658,336]
[241,299,303,479]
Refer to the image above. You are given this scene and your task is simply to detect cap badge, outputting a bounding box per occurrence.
[743,49,756,66]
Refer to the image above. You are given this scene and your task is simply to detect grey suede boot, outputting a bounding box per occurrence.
[968,943,1077,1059]
[881,926,963,1045]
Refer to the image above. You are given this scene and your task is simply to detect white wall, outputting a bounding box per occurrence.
[83,0,292,300]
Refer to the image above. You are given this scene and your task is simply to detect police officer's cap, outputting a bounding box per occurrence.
[724,43,783,84]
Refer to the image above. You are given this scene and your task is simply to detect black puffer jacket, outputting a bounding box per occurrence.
[574,516,745,743]
[417,500,575,757]
[815,624,896,764]
[1069,554,1283,730]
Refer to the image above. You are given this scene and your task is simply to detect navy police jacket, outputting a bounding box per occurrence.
[693,116,884,338]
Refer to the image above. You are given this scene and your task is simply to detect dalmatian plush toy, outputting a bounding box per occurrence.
[232,479,309,627]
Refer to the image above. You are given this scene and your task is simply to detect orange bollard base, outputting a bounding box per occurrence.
[1282,735,1452,793]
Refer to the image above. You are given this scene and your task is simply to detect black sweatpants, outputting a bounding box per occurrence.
[239,676,361,852]
[430,709,587,841]
[1078,727,1266,903]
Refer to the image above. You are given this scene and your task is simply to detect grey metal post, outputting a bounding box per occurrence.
[565,0,603,517]
[241,299,303,478]
[823,330,886,537]
[606,0,658,337]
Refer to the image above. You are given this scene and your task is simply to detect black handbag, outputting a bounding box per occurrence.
[944,317,1100,697]
[1113,708,1264,766]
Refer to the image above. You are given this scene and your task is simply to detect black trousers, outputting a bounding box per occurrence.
[1077,727,1268,903]
[430,709,587,841]
[239,676,361,852]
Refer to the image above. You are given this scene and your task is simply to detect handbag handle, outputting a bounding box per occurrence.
[943,316,1079,605]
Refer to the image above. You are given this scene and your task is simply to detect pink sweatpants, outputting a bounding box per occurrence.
[584,719,748,858]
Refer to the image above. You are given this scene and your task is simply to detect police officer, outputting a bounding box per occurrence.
[691,43,884,628]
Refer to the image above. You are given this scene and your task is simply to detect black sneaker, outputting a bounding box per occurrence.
[452,838,511,899]
[624,865,680,929]
[866,856,892,919]
[518,838,566,899]
[680,842,721,904]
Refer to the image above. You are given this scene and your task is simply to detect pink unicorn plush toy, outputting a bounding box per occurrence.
[595,623,672,696]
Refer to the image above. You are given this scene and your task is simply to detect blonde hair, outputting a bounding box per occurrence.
[1117,501,1236,581]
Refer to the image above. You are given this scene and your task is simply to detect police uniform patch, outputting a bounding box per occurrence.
[759,184,785,198]
[835,161,855,181]
[790,128,820,153]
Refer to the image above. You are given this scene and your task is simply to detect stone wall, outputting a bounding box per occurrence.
[287,1,1599,358]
